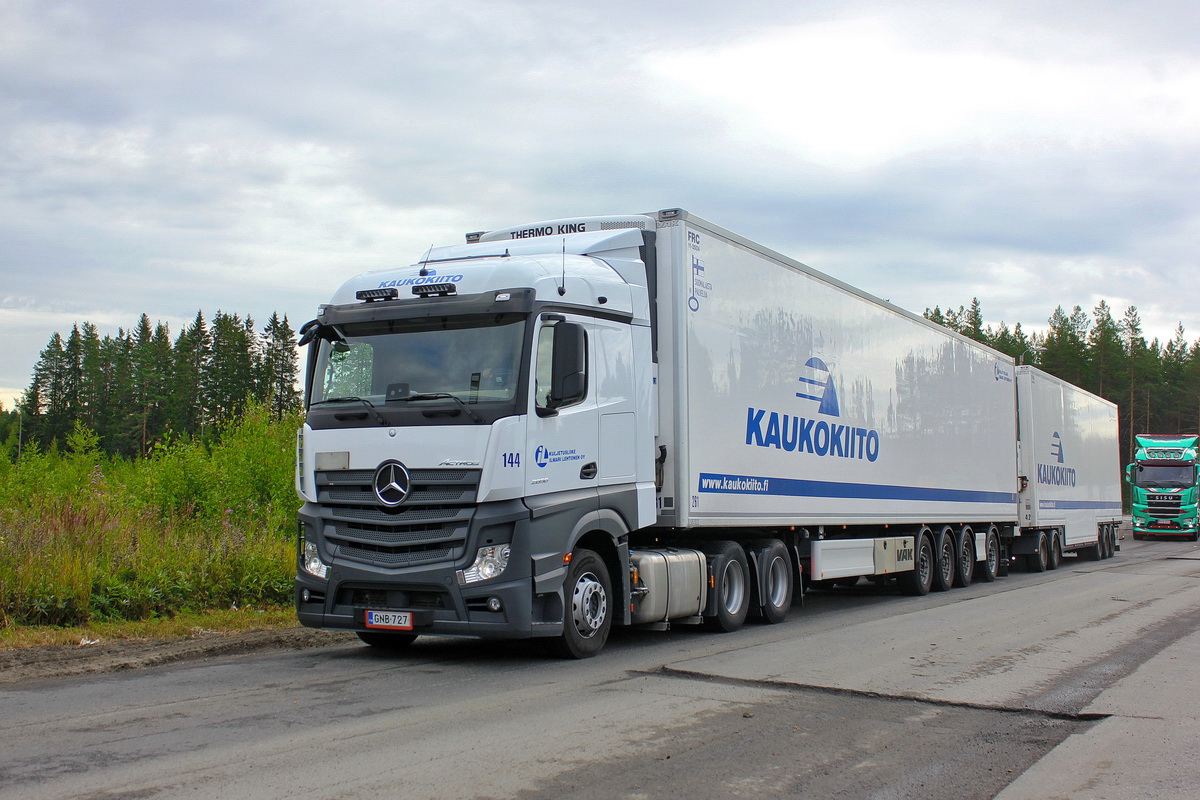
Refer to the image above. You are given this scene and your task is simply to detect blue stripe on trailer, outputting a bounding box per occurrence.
[698,472,1017,504]
[1039,499,1124,510]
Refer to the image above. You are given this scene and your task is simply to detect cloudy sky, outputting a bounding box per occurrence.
[3,0,1198,410]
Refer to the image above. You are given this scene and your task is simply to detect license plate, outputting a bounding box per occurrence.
[364,610,413,630]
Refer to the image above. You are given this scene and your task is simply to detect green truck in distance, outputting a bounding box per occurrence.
[1127,434,1200,540]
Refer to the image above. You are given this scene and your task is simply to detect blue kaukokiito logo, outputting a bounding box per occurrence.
[795,357,840,417]
[746,357,880,462]
[1050,431,1064,463]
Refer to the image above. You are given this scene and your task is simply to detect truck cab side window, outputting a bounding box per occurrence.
[535,321,587,415]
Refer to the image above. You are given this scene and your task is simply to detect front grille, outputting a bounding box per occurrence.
[1146,495,1183,519]
[315,467,481,569]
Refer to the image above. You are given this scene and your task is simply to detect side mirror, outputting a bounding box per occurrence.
[1124,463,1134,484]
[548,322,587,409]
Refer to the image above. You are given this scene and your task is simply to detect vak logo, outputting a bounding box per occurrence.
[747,357,880,462]
[1037,432,1076,487]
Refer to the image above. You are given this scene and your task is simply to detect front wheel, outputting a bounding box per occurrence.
[547,548,612,659]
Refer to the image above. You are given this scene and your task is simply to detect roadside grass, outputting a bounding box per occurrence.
[0,606,298,650]
[0,404,301,632]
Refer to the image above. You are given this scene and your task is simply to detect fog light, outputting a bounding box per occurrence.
[487,597,503,612]
[457,544,511,585]
[303,541,329,579]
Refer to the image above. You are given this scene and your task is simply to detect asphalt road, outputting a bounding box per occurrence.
[3,535,1200,800]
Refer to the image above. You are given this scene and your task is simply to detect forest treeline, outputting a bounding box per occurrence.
[0,310,301,458]
[927,298,1200,466]
[2,298,1198,466]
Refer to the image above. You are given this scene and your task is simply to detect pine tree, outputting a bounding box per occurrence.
[259,312,301,420]
[205,311,258,425]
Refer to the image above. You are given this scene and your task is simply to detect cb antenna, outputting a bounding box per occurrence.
[418,244,434,276]
[558,238,567,296]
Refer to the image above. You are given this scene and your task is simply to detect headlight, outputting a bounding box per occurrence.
[302,541,328,579]
[458,544,511,585]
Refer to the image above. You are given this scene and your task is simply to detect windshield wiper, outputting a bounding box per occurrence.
[310,396,388,426]
[394,392,483,423]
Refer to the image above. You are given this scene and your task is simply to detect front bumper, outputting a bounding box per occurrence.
[295,501,564,640]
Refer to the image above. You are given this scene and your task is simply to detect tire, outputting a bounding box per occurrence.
[953,526,975,588]
[977,526,1000,583]
[704,541,751,632]
[1048,533,1063,570]
[1027,532,1049,572]
[932,525,957,592]
[898,529,935,596]
[356,631,418,649]
[547,548,612,659]
[748,539,793,624]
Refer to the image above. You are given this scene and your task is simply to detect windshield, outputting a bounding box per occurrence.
[1134,464,1196,489]
[309,313,526,408]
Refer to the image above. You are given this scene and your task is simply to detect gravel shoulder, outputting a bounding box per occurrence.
[0,628,351,685]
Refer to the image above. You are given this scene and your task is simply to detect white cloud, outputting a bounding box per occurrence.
[648,18,1200,170]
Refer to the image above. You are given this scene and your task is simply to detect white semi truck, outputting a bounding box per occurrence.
[295,208,1122,657]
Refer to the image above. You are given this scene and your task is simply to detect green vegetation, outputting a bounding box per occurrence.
[0,403,300,630]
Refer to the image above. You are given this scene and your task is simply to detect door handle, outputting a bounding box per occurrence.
[580,462,598,480]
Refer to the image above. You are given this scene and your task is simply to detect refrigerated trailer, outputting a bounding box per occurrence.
[295,208,1122,657]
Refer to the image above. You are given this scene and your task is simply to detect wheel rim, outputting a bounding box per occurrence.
[720,560,746,614]
[917,542,932,586]
[765,555,788,608]
[987,535,999,574]
[570,571,607,639]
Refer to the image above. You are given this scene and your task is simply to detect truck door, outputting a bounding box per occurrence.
[525,313,601,527]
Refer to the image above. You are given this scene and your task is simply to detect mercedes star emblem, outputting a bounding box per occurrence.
[373,460,411,507]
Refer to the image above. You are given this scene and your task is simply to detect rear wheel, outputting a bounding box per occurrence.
[1048,533,1063,570]
[547,548,612,659]
[898,529,935,596]
[932,526,957,592]
[705,541,751,632]
[977,526,1000,583]
[1027,532,1049,572]
[748,539,793,624]
[953,526,975,588]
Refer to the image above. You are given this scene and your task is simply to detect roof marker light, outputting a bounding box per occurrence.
[412,283,457,297]
[356,288,398,302]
